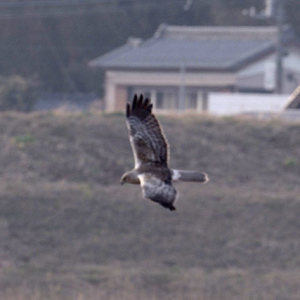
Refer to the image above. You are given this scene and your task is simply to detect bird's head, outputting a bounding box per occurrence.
[120,172,130,185]
[120,171,139,185]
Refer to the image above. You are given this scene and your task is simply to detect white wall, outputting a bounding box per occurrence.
[208,93,290,115]
[106,70,235,87]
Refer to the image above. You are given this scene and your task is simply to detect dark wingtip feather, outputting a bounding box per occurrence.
[137,94,143,108]
[128,94,153,118]
[142,98,149,109]
[132,94,138,110]
[126,103,130,117]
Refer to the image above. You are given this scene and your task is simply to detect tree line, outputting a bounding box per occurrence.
[0,0,298,106]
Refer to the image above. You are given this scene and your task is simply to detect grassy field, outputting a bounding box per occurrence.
[0,111,300,299]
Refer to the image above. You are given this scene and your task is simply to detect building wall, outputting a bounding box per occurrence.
[104,49,300,113]
[208,93,290,115]
[104,70,235,111]
[237,47,300,93]
[236,73,266,91]
[115,86,128,110]
[131,86,210,112]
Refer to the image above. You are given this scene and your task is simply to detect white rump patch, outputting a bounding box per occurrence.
[171,169,181,181]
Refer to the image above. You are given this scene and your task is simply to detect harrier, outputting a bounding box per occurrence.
[121,94,209,211]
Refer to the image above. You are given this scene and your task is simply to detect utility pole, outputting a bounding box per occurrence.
[244,0,286,94]
[274,0,285,94]
[179,60,186,111]
[178,0,193,111]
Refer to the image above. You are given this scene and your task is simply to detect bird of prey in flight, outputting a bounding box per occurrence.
[121,94,209,211]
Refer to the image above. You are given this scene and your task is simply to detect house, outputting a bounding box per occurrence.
[89,24,300,112]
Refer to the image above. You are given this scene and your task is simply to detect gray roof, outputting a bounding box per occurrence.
[89,24,295,71]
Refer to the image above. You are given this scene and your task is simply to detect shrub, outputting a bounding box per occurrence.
[0,75,38,111]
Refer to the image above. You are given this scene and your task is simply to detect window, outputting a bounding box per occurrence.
[186,93,197,109]
[156,92,163,109]
[156,91,178,110]
[132,89,151,100]
[164,92,179,109]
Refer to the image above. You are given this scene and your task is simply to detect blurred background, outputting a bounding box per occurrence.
[1,0,300,299]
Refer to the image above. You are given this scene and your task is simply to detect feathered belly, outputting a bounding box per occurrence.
[138,173,177,204]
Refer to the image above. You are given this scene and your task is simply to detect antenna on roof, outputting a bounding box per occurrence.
[154,23,167,38]
[184,0,193,11]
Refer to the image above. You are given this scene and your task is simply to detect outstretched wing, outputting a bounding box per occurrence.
[126,94,169,168]
[138,173,177,211]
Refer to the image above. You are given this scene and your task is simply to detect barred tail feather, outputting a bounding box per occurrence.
[172,170,209,183]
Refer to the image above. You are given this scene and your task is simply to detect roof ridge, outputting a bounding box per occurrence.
[155,24,279,40]
[165,25,278,32]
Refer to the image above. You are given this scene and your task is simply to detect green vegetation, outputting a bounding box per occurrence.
[0,112,300,299]
[0,76,38,112]
[283,157,298,169]
[10,134,35,148]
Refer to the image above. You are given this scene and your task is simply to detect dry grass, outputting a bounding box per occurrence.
[3,268,300,300]
[0,111,300,299]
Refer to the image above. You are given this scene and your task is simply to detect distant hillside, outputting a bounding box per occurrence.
[0,112,300,300]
